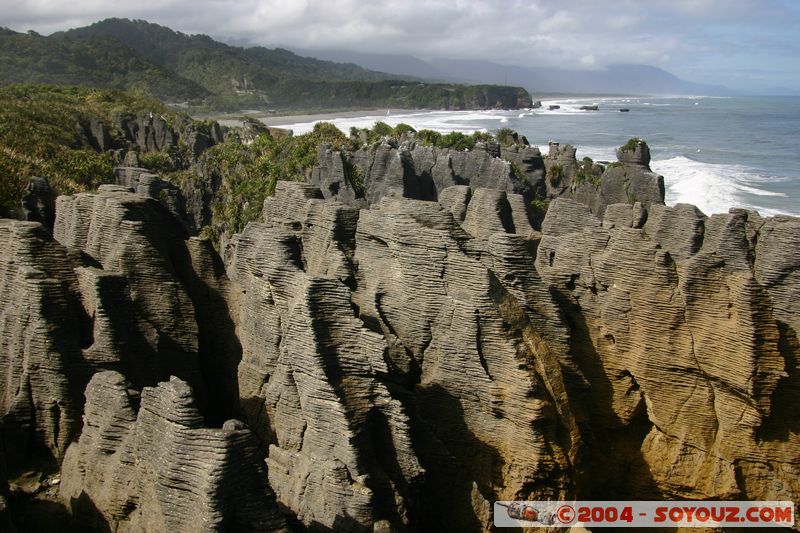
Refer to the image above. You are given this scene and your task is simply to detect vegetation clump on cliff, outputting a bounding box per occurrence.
[0,84,175,210]
[203,121,353,236]
[621,137,642,152]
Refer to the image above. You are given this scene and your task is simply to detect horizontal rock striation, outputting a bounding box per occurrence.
[228,182,574,531]
[536,199,800,502]
[0,219,83,465]
[311,138,665,230]
[60,371,287,532]
[1,186,248,527]
[52,186,242,423]
[311,139,538,209]
[2,164,799,531]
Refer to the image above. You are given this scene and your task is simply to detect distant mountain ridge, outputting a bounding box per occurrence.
[0,18,532,111]
[296,48,732,96]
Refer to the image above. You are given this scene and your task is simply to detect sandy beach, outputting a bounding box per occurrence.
[212,108,410,129]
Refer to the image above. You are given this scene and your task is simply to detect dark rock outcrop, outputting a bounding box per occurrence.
[0,219,82,466]
[311,140,539,233]
[1,177,56,228]
[545,140,665,218]
[60,371,287,532]
[2,158,799,531]
[536,200,799,502]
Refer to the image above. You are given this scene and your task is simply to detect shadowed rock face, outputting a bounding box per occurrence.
[228,183,573,531]
[1,179,799,531]
[538,199,799,501]
[311,138,666,230]
[60,371,287,532]
[0,220,83,465]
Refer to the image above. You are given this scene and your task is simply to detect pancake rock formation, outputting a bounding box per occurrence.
[1,175,799,531]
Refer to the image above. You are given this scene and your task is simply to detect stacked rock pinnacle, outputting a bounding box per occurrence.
[1,148,799,531]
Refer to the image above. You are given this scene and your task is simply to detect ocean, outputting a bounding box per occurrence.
[273,95,800,217]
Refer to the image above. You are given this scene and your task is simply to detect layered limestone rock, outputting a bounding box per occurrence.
[112,167,198,232]
[1,185,241,473]
[0,219,83,465]
[227,182,572,531]
[53,187,207,397]
[311,137,665,231]
[52,187,240,420]
[229,188,424,530]
[60,371,287,532]
[536,199,799,503]
[3,160,800,531]
[351,196,578,530]
[311,140,536,207]
[546,140,665,218]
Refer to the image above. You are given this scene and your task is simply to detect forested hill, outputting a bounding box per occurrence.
[0,18,532,111]
[0,27,209,100]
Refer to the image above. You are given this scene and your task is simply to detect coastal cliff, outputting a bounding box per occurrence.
[2,176,798,530]
[1,87,798,531]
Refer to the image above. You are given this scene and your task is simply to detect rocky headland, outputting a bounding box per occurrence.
[1,93,799,532]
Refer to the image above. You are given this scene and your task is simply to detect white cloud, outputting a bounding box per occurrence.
[0,0,797,88]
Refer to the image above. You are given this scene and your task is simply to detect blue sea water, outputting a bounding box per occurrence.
[274,95,800,217]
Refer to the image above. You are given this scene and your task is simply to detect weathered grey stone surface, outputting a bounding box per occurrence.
[3,168,800,531]
[0,177,56,228]
[112,167,199,232]
[60,371,287,532]
[312,141,535,209]
[229,189,426,530]
[54,190,206,395]
[540,197,602,237]
[535,203,800,503]
[461,188,516,238]
[312,138,666,231]
[0,219,82,464]
[544,140,665,219]
[54,187,242,423]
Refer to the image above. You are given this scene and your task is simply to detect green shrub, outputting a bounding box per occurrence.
[621,138,641,152]
[573,170,601,186]
[393,123,416,137]
[371,121,393,138]
[344,159,364,195]
[205,122,354,236]
[310,121,350,148]
[438,131,475,151]
[496,128,516,145]
[0,84,176,207]
[471,131,493,144]
[139,151,175,173]
[548,163,563,186]
[415,129,441,146]
[530,198,549,218]
[508,161,525,181]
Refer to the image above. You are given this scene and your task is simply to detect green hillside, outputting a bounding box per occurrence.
[0,84,183,209]
[0,28,208,101]
[1,18,532,112]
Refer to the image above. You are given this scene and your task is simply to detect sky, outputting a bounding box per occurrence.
[1,0,799,93]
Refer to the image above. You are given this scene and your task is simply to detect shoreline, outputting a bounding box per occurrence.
[212,95,644,128]
[268,108,409,127]
[211,108,413,129]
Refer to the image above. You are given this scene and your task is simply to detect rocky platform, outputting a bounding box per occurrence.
[1,177,798,531]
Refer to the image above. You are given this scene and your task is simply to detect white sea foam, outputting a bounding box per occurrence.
[272,108,796,219]
[651,156,793,217]
[274,110,514,134]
